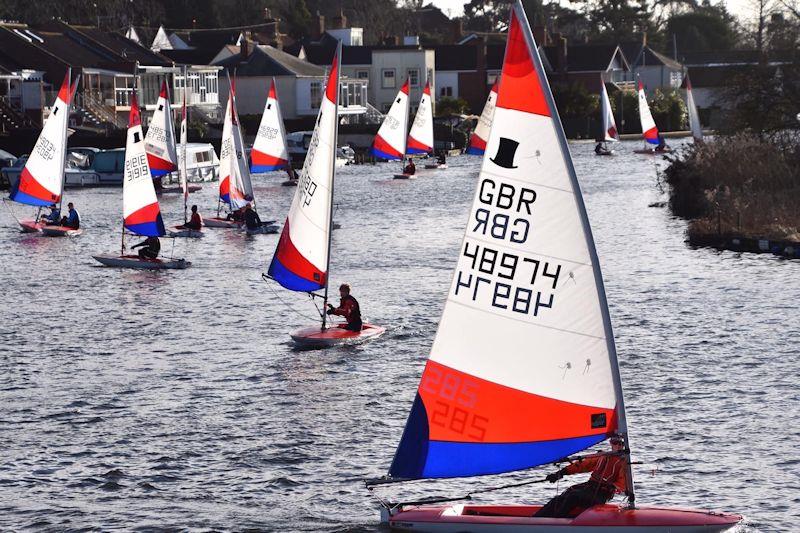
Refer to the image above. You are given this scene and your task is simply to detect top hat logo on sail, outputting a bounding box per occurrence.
[490,137,519,169]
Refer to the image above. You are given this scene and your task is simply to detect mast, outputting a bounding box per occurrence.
[181,65,188,223]
[321,40,342,331]
[514,1,635,505]
[58,67,72,211]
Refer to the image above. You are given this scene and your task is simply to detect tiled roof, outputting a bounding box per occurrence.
[543,44,628,72]
[215,45,325,77]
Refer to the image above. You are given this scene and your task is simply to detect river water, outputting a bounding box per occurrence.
[0,140,795,531]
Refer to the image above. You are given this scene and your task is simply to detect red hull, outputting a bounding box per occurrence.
[388,504,741,532]
[19,220,43,233]
[290,323,386,348]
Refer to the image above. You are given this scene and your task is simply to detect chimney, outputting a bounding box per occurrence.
[273,20,282,50]
[533,25,548,46]
[555,33,567,73]
[263,8,271,21]
[332,9,347,30]
[452,19,463,43]
[312,12,325,41]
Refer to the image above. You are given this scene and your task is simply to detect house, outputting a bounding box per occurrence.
[621,39,684,90]
[542,38,631,92]
[214,43,367,122]
[432,41,504,113]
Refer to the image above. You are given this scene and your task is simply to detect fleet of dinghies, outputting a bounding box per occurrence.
[366,2,741,531]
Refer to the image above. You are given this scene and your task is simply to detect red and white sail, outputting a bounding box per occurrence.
[251,78,290,172]
[390,3,628,481]
[466,81,498,155]
[268,43,341,292]
[219,77,252,210]
[145,81,178,177]
[600,80,618,142]
[637,80,659,145]
[9,73,74,206]
[371,79,409,160]
[686,75,703,142]
[407,80,433,154]
[123,93,165,236]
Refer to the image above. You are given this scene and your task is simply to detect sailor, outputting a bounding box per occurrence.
[655,134,669,152]
[243,203,264,230]
[403,157,416,175]
[595,142,605,155]
[60,202,80,229]
[181,205,203,230]
[40,204,61,225]
[226,206,245,222]
[326,283,363,332]
[131,236,161,260]
[534,435,628,518]
[437,151,446,165]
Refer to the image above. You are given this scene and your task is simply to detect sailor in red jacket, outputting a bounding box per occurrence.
[534,435,629,518]
[326,283,363,331]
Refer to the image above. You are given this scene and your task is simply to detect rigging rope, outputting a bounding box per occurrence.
[260,273,322,322]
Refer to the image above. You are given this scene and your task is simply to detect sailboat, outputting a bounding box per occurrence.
[466,81,498,155]
[169,81,202,238]
[596,78,618,156]
[633,79,668,154]
[145,81,178,181]
[370,78,412,179]
[367,3,741,531]
[406,81,439,170]
[265,42,385,349]
[685,74,703,143]
[93,92,190,270]
[250,77,291,176]
[7,71,80,236]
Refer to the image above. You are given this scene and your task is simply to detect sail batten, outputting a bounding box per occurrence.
[388,3,630,486]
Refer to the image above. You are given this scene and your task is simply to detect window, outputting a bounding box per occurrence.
[382,69,396,89]
[310,81,322,109]
[356,70,369,80]
[440,86,453,97]
[408,68,419,87]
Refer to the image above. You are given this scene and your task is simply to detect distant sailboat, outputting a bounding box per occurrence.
[371,78,411,178]
[7,71,79,236]
[169,80,202,238]
[466,81,498,155]
[634,79,669,154]
[144,80,178,178]
[265,42,386,348]
[597,78,618,156]
[251,77,290,174]
[685,74,703,142]
[93,92,190,270]
[367,3,741,531]
[408,80,434,156]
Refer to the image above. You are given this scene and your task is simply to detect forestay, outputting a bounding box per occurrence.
[268,43,341,292]
[389,6,627,481]
[9,73,74,206]
[123,94,166,237]
[407,81,433,155]
[145,81,178,177]
[600,80,618,142]
[466,82,498,155]
[178,89,188,200]
[371,78,409,160]
[251,78,290,172]
[637,80,659,145]
[686,75,703,142]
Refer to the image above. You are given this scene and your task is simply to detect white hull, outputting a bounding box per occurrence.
[169,227,203,238]
[203,217,240,228]
[93,254,191,270]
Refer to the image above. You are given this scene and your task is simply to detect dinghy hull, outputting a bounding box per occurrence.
[245,223,280,235]
[290,323,386,348]
[393,174,416,180]
[386,504,741,533]
[92,254,191,270]
[203,217,240,228]
[633,149,671,155]
[159,184,202,194]
[41,225,82,237]
[423,164,448,169]
[19,220,43,233]
[169,227,203,238]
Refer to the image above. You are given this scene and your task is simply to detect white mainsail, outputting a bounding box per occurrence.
[686,75,703,142]
[600,80,618,142]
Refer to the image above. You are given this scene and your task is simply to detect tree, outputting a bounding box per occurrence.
[435,96,470,116]
[665,2,739,52]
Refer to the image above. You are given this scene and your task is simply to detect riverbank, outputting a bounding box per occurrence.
[663,132,800,258]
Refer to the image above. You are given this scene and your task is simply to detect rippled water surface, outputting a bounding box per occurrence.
[1,140,796,531]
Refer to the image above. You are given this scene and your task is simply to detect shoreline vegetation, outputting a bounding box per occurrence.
[663,133,800,258]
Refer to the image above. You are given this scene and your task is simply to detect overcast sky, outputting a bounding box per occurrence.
[426,0,758,24]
